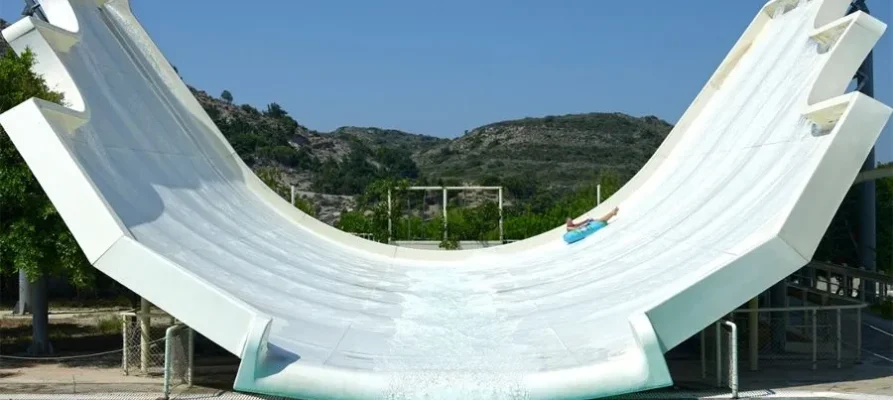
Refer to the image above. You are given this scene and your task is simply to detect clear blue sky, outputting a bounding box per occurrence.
[2,1,891,162]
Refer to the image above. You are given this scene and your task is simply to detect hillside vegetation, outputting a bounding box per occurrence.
[193,88,669,197]
[415,113,671,188]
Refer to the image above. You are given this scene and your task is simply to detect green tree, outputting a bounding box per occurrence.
[264,102,287,119]
[0,48,93,353]
[221,89,233,103]
[255,166,316,217]
[335,178,411,242]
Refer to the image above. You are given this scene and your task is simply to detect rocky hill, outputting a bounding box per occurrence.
[192,88,669,189]
[415,113,671,189]
[190,89,671,220]
[332,126,446,153]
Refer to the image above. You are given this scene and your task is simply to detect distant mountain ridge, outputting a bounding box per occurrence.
[191,86,671,192]
[415,112,671,188]
[1,27,671,222]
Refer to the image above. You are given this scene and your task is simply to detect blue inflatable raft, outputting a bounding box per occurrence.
[563,220,607,244]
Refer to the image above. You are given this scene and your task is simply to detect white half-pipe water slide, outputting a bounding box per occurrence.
[1,0,891,398]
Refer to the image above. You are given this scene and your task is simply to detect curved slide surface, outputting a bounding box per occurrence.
[1,0,890,399]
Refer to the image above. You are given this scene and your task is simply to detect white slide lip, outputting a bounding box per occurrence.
[1,0,890,399]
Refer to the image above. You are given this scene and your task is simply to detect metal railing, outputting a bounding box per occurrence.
[792,261,892,304]
[720,320,739,398]
[729,304,866,370]
[701,302,868,390]
[703,320,739,398]
[162,323,194,399]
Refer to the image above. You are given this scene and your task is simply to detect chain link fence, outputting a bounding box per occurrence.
[700,305,865,386]
[120,311,193,398]
[1,306,196,398]
[121,311,171,376]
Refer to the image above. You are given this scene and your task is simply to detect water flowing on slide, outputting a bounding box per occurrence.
[1,0,890,399]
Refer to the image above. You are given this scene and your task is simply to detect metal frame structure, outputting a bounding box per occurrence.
[20,0,47,21]
[794,260,892,304]
[847,0,880,299]
[387,186,504,244]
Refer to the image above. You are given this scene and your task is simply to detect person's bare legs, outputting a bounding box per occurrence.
[596,206,619,222]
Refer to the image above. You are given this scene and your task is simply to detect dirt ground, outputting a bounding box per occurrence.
[1,306,238,396]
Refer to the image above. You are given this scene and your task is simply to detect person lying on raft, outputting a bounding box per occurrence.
[565,207,619,232]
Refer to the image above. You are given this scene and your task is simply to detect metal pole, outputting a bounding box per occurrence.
[387,188,392,244]
[836,309,842,368]
[859,278,868,303]
[162,324,184,399]
[187,328,194,387]
[809,265,816,291]
[770,282,786,352]
[442,187,448,242]
[812,309,818,370]
[122,314,129,375]
[498,187,504,243]
[749,297,759,371]
[700,329,707,379]
[723,321,739,399]
[140,298,151,374]
[856,308,862,362]
[290,185,295,205]
[716,321,722,387]
[784,286,790,332]
[597,184,602,206]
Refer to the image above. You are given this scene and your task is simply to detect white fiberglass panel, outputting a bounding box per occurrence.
[1,0,889,399]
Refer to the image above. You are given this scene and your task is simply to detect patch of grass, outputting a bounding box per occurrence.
[48,296,134,309]
[96,316,121,334]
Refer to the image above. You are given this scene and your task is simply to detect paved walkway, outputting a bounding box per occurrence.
[1,313,889,399]
[1,358,889,399]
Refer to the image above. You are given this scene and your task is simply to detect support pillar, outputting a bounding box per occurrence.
[140,298,151,373]
[748,297,758,371]
[769,282,787,352]
[849,0,878,301]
